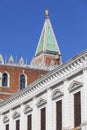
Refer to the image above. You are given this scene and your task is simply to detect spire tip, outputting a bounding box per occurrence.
[45,9,49,17]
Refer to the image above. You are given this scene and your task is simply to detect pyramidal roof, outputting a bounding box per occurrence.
[35,10,61,56]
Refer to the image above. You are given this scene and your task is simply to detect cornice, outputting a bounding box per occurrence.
[0,92,12,95]
[0,50,87,112]
[0,63,48,72]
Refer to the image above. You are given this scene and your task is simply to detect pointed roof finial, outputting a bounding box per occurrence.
[45,9,49,17]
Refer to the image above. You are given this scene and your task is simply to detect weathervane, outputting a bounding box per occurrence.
[45,9,49,17]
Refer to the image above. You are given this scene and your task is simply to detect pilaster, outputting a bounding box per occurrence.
[62,79,72,130]
[0,115,4,130]
[81,68,87,129]
[9,110,14,130]
[20,104,27,130]
[32,98,38,130]
[46,89,53,130]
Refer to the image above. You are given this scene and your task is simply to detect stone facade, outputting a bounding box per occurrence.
[0,50,87,130]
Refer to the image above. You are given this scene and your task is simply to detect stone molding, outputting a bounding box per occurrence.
[24,105,33,114]
[12,111,20,119]
[3,115,9,123]
[36,98,47,108]
[51,89,63,100]
[68,81,83,92]
[80,122,87,126]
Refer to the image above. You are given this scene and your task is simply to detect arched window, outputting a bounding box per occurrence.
[2,73,8,86]
[20,74,25,90]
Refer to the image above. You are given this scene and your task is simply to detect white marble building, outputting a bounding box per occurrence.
[0,10,87,130]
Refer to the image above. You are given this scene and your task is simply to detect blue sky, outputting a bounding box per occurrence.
[0,0,87,64]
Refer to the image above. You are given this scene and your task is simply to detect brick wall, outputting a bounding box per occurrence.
[0,65,47,100]
[33,54,61,67]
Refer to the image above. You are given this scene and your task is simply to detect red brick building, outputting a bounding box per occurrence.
[0,64,47,100]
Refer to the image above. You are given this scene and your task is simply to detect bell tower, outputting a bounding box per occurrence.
[31,10,62,70]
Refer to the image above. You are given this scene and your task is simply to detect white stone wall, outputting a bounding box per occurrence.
[0,81,84,130]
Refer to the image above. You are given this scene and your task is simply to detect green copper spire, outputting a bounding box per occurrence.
[35,10,61,56]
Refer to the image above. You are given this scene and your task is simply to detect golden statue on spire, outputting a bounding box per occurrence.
[45,9,49,17]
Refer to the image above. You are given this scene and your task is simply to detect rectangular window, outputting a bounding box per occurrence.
[27,115,32,130]
[6,124,9,130]
[16,120,20,130]
[74,91,81,127]
[41,107,46,130]
[56,100,62,130]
